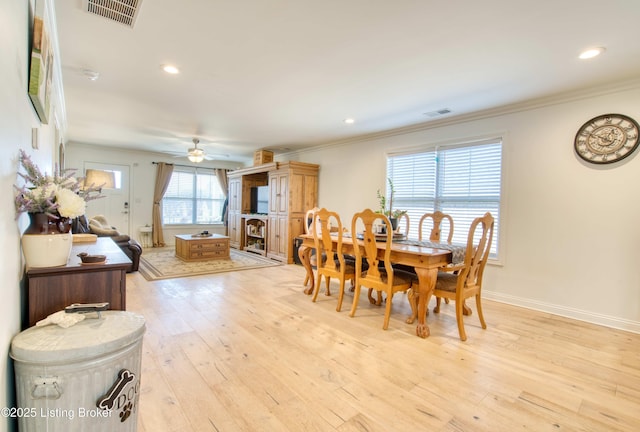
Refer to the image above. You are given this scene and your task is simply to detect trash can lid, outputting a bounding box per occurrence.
[10,311,146,364]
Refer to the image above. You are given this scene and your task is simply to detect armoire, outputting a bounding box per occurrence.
[227,161,319,263]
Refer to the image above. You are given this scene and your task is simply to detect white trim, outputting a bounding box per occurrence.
[283,77,640,159]
[386,133,505,157]
[484,291,640,334]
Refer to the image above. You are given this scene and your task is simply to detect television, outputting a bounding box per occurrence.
[250,186,269,214]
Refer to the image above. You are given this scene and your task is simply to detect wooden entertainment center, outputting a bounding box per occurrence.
[227,161,318,264]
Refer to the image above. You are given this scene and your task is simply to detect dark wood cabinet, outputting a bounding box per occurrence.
[25,237,131,327]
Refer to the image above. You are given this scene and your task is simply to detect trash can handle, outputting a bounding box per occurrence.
[65,302,109,319]
[31,376,62,400]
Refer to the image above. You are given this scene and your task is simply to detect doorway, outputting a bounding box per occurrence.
[84,162,131,236]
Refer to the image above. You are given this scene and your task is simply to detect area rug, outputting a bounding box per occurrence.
[138,248,282,281]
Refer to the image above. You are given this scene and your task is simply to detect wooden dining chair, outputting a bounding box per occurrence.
[417,211,456,306]
[350,209,415,330]
[417,212,494,341]
[418,211,454,243]
[312,208,356,312]
[302,207,321,286]
[394,212,410,236]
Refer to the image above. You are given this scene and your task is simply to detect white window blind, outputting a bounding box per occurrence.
[162,167,225,224]
[387,140,502,257]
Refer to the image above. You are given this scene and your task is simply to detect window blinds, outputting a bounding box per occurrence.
[387,140,502,256]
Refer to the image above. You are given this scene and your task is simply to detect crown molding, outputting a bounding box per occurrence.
[285,77,640,157]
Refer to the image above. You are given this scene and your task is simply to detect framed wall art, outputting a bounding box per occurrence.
[28,0,54,124]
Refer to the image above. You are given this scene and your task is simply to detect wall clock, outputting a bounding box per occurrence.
[574,113,640,164]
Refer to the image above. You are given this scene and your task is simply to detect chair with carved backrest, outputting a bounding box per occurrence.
[312,208,356,312]
[349,209,415,330]
[418,211,454,243]
[388,212,412,298]
[415,212,494,341]
[302,207,321,286]
[394,212,410,237]
[417,211,455,306]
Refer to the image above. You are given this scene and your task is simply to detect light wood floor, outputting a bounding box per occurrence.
[126,263,640,432]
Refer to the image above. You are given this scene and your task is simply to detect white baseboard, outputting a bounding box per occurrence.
[483,291,640,335]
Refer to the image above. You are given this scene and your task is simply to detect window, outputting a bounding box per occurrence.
[387,139,502,257]
[162,167,225,224]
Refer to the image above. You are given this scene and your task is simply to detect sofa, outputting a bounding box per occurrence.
[73,215,142,272]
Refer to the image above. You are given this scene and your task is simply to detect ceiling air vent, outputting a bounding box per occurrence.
[424,108,452,118]
[82,0,143,28]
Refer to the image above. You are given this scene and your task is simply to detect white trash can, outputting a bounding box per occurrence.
[10,311,146,432]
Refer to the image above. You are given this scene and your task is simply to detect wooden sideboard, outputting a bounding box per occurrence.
[25,237,131,327]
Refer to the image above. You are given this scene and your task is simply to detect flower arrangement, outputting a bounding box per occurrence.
[376,178,407,219]
[14,149,103,220]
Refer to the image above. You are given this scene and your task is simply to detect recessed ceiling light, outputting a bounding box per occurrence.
[81,69,100,81]
[162,64,180,74]
[344,118,355,124]
[579,47,605,60]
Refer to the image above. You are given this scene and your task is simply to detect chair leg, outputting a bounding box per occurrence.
[312,274,320,302]
[406,289,417,324]
[455,298,467,341]
[304,274,309,286]
[367,288,383,305]
[476,294,487,329]
[434,296,442,313]
[336,278,346,312]
[349,283,361,317]
[325,276,331,296]
[367,288,376,304]
[382,292,393,330]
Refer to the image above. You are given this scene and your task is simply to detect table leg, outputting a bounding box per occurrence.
[414,267,438,338]
[299,245,315,295]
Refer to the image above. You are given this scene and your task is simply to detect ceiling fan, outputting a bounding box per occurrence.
[187,138,205,163]
[162,136,231,161]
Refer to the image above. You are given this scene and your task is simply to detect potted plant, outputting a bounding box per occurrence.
[376,178,406,230]
[14,149,104,267]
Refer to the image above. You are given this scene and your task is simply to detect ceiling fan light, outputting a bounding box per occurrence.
[186,137,205,162]
[188,148,204,156]
[188,153,204,163]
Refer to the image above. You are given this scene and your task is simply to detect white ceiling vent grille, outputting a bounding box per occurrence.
[424,108,452,118]
[82,0,143,28]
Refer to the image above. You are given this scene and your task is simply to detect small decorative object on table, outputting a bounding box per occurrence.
[14,150,103,268]
[376,178,407,231]
[192,230,213,238]
[77,252,107,264]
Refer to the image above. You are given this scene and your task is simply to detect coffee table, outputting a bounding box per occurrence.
[175,234,230,261]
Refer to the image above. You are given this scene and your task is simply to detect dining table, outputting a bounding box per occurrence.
[298,233,464,338]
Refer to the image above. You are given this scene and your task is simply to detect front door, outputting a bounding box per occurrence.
[84,162,131,236]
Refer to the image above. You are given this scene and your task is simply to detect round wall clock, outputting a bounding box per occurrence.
[574,113,640,164]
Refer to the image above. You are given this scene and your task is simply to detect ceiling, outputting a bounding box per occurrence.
[55,0,640,164]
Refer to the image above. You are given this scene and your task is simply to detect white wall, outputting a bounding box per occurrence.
[65,143,240,246]
[292,83,640,332]
[1,1,65,430]
[66,83,640,333]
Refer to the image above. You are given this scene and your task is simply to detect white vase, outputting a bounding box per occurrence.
[21,232,73,268]
[21,213,73,268]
